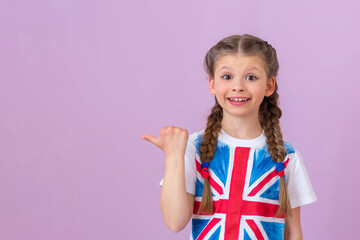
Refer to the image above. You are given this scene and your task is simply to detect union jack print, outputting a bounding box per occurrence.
[191,134,295,240]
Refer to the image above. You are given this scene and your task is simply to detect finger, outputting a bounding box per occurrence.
[141,134,159,146]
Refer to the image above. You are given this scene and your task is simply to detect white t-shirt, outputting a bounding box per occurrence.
[159,129,317,240]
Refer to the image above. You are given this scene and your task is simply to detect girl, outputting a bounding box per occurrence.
[141,34,317,240]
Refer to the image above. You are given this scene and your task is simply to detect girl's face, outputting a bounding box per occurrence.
[209,53,275,121]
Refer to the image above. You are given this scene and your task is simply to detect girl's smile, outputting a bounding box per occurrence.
[227,97,251,106]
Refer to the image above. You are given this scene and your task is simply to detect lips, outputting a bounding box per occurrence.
[227,97,251,106]
[227,97,251,102]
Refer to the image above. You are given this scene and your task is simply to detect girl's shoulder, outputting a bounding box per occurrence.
[283,140,297,156]
[278,140,303,167]
[188,129,205,140]
[187,129,205,151]
[282,141,307,170]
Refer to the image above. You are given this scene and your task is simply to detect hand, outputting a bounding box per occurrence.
[141,126,189,158]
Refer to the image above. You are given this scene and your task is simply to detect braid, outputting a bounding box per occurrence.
[259,87,292,217]
[197,97,223,214]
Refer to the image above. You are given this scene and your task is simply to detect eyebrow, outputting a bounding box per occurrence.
[218,66,261,73]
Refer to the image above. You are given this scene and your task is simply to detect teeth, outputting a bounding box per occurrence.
[230,98,248,102]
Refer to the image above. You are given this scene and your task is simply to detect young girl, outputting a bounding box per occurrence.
[141,34,317,240]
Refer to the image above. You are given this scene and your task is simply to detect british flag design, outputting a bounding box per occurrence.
[191,134,295,240]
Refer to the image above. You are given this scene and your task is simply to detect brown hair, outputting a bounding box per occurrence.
[198,34,291,217]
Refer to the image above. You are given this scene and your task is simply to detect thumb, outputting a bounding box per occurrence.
[141,134,160,147]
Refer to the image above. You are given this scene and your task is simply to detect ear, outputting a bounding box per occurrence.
[265,77,276,97]
[208,76,216,95]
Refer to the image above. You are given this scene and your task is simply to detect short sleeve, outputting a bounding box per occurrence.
[158,132,198,195]
[285,148,318,209]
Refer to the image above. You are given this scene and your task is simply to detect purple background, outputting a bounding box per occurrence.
[1,0,359,239]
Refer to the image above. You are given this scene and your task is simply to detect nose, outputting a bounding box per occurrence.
[232,77,245,92]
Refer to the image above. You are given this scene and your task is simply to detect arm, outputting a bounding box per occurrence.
[160,155,195,232]
[142,127,194,232]
[284,207,303,240]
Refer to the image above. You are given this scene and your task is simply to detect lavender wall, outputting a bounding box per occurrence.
[1,0,359,239]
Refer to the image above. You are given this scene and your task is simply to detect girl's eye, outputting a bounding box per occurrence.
[246,75,257,81]
[222,74,232,80]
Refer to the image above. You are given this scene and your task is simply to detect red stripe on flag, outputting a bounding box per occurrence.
[209,177,224,195]
[196,160,201,172]
[284,158,289,167]
[246,219,264,240]
[248,158,290,196]
[248,170,277,196]
[197,218,221,240]
[193,198,230,215]
[224,147,250,239]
